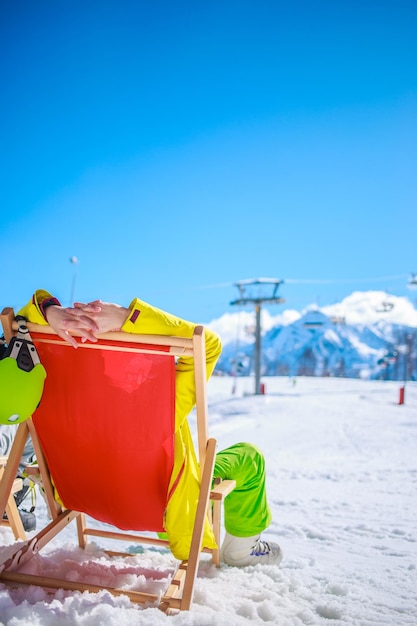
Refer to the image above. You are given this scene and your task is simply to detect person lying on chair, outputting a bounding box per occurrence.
[18,290,283,567]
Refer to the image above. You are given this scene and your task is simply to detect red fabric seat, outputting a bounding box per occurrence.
[33,334,175,531]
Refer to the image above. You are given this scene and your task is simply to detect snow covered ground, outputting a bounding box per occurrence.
[1,376,416,625]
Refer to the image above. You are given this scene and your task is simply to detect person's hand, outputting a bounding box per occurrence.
[73,300,130,335]
[45,305,100,348]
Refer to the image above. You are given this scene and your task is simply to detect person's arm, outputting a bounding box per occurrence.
[72,300,130,334]
[18,289,60,325]
[18,290,101,349]
[45,305,100,348]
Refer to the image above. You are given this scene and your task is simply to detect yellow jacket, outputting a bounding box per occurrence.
[19,291,222,560]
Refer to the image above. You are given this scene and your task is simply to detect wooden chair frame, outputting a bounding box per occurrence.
[0,307,235,612]
[0,455,26,540]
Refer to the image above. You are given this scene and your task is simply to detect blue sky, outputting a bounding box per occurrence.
[1,0,416,324]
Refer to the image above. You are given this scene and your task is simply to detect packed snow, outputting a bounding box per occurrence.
[1,375,416,625]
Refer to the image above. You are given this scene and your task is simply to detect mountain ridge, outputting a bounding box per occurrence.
[208,291,417,380]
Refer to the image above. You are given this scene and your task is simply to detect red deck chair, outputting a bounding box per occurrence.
[0,308,235,612]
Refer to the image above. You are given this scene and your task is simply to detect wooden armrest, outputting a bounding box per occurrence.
[210,479,236,501]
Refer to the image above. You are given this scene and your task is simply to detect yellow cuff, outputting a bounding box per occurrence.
[17,290,57,325]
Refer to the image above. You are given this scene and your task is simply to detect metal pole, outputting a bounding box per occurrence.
[254,304,262,395]
[69,256,79,305]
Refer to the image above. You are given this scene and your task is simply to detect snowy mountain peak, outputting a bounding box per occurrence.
[209,290,417,345]
[209,291,417,381]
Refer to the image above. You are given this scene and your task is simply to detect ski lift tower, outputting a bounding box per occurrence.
[230,278,285,395]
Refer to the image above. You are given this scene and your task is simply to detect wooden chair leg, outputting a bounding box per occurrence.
[0,424,31,541]
[0,471,26,540]
[26,420,62,519]
[0,424,29,520]
[187,438,217,608]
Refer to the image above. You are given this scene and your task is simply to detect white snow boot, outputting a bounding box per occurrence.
[220,532,283,567]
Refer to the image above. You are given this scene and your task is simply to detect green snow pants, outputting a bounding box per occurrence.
[213,442,272,538]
